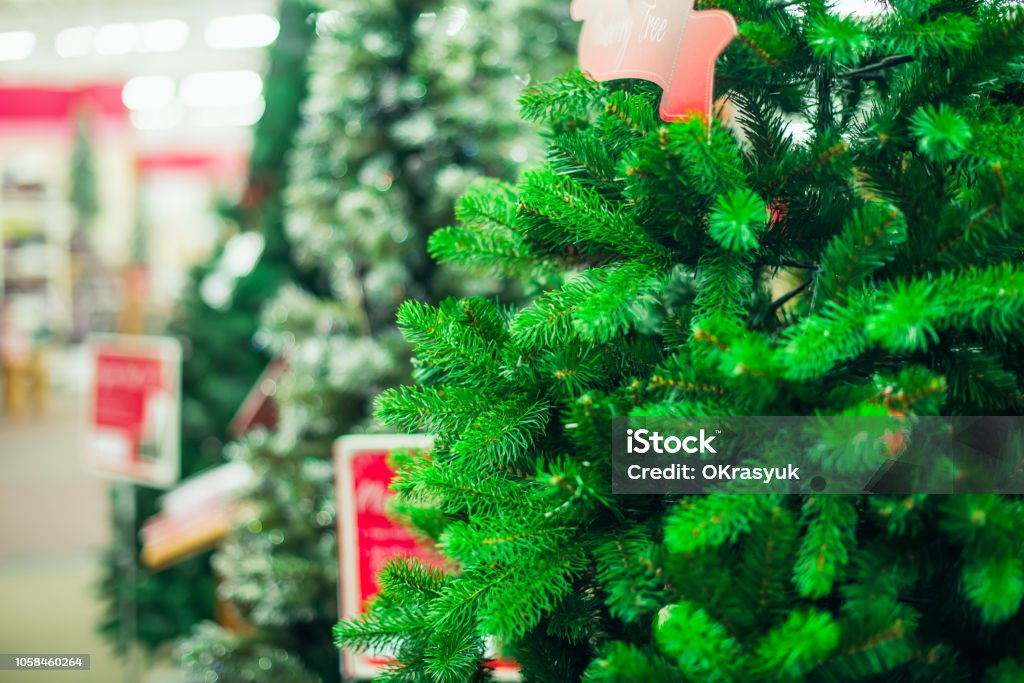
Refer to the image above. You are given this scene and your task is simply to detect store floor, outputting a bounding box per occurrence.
[0,358,183,683]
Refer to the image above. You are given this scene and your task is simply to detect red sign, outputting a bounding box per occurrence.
[572,0,737,121]
[85,336,181,487]
[335,435,520,680]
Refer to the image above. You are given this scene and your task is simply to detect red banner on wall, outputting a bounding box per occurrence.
[84,335,181,487]
[0,85,128,136]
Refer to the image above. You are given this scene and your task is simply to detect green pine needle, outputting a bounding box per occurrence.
[807,14,871,65]
[708,188,767,252]
[909,104,974,162]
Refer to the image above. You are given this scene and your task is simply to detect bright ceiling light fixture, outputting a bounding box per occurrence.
[190,98,266,128]
[130,105,184,131]
[180,70,263,107]
[138,19,189,53]
[204,14,279,49]
[122,75,176,110]
[0,31,36,61]
[95,23,139,55]
[55,26,94,58]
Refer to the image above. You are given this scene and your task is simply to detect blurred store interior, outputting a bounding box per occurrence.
[0,1,282,680]
[1,0,1017,681]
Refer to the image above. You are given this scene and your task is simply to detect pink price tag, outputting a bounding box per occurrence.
[572,0,737,121]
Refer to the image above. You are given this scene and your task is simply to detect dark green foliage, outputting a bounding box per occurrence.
[99,0,317,652]
[337,0,1024,680]
[69,116,99,224]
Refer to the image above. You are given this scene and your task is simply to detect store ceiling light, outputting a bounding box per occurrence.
[180,70,263,107]
[190,98,265,128]
[130,105,183,131]
[138,19,189,53]
[0,31,36,61]
[122,75,176,110]
[55,26,94,58]
[95,23,139,55]
[205,14,279,49]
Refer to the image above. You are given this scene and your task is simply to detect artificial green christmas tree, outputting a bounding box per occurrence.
[69,116,99,226]
[99,0,317,652]
[337,0,1024,680]
[177,0,572,680]
[68,115,104,342]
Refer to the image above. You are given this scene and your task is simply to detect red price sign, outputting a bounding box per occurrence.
[84,336,181,487]
[334,435,520,680]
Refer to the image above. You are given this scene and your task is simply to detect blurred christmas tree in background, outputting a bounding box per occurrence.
[68,115,103,342]
[337,0,1024,680]
[176,0,572,680]
[99,0,317,653]
[69,116,99,229]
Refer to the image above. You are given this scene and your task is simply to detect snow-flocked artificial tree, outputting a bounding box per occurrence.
[177,0,572,680]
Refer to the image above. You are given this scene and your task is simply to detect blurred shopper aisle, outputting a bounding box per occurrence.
[0,351,181,682]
